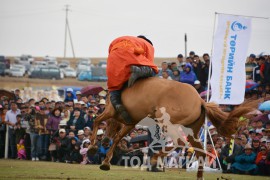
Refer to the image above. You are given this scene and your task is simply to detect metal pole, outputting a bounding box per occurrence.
[184,33,187,59]
[204,12,217,151]
[4,125,9,159]
[207,127,222,170]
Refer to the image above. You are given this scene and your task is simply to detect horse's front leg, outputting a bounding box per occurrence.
[100,124,134,171]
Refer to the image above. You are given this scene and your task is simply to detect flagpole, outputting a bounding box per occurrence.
[204,12,223,171]
[204,12,217,151]
[215,12,269,19]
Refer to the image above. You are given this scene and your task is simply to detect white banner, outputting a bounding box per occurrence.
[210,14,252,105]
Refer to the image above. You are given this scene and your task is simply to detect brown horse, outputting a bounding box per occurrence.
[88,77,251,179]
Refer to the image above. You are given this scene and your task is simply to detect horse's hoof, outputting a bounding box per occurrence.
[100,163,110,171]
[87,145,98,156]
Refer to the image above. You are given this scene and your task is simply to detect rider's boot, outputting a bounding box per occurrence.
[128,66,153,88]
[110,91,133,124]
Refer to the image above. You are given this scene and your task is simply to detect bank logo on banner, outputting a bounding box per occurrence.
[210,14,252,105]
[231,21,247,31]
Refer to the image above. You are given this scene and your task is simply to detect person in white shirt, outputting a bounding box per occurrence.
[255,120,264,133]
[4,102,21,158]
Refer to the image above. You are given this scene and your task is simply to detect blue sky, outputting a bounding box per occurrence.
[0,0,269,58]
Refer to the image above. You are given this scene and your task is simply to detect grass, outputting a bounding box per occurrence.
[0,160,269,180]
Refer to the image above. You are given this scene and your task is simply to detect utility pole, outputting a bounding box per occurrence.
[63,5,69,58]
[184,33,187,59]
[63,5,75,58]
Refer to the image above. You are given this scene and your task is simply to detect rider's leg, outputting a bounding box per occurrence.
[110,90,132,124]
[128,66,154,87]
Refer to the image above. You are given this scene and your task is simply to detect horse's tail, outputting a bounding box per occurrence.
[202,101,252,137]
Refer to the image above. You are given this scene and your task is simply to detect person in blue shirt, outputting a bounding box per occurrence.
[231,143,258,175]
[179,63,197,85]
[94,136,112,164]
[64,88,77,102]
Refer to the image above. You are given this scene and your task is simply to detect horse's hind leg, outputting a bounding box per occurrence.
[186,106,205,180]
[100,124,134,171]
[88,111,113,155]
[188,135,205,180]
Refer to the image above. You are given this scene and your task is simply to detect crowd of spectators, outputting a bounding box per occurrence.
[0,51,270,176]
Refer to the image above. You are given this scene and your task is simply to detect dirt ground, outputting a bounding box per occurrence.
[0,160,267,180]
[0,76,107,90]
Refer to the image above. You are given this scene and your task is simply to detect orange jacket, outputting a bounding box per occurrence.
[107,36,159,91]
[207,149,219,166]
[255,151,269,164]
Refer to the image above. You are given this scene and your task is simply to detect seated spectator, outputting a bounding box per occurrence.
[177,54,184,67]
[61,109,70,123]
[117,137,130,156]
[240,133,248,148]
[256,132,264,140]
[182,147,194,169]
[252,137,261,155]
[193,80,205,94]
[56,129,71,162]
[80,139,91,164]
[97,99,106,114]
[159,71,172,80]
[98,121,107,132]
[77,130,85,144]
[67,108,85,134]
[256,120,264,133]
[64,88,76,102]
[14,120,26,146]
[214,137,224,154]
[266,128,270,142]
[231,144,258,175]
[179,63,197,85]
[158,62,173,77]
[170,62,178,71]
[68,131,77,140]
[84,126,92,139]
[76,91,82,101]
[247,129,256,144]
[208,125,216,135]
[206,142,219,168]
[171,69,180,81]
[260,138,267,147]
[210,131,219,144]
[179,62,186,72]
[113,137,130,165]
[167,146,182,168]
[255,145,270,176]
[95,137,112,164]
[17,139,26,160]
[220,137,242,172]
[127,130,137,141]
[69,137,82,163]
[96,129,104,147]
[84,110,96,130]
[234,136,242,147]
